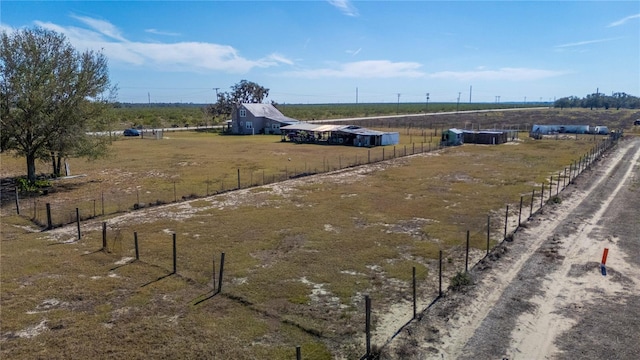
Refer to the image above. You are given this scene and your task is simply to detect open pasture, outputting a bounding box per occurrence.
[1,109,636,359]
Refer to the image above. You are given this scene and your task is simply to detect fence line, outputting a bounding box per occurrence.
[16,140,449,228]
[12,132,620,359]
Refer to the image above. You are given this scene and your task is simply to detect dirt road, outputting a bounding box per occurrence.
[390,137,640,359]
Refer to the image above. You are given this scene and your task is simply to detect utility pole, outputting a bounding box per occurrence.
[148,92,150,107]
[397,93,401,114]
[426,92,430,112]
[469,85,472,103]
[456,92,461,112]
[213,87,220,102]
[356,87,358,104]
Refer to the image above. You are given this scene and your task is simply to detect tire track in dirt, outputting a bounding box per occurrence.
[396,137,639,359]
[506,138,640,358]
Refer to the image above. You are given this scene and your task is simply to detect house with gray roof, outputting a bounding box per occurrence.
[230,103,299,135]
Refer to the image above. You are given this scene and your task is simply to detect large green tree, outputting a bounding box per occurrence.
[206,80,269,121]
[1,27,115,182]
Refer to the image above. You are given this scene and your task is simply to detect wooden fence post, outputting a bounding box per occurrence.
[102,222,107,250]
[504,205,509,239]
[15,187,20,215]
[172,233,177,274]
[134,232,139,260]
[465,230,470,272]
[365,295,371,359]
[46,203,52,230]
[217,252,225,294]
[569,162,573,184]
[486,216,490,255]
[296,345,301,360]
[76,208,81,240]
[212,256,216,291]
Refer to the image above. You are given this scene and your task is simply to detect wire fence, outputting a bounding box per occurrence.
[14,141,448,229]
[9,132,621,359]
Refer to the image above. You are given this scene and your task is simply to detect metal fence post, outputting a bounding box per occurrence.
[412,266,417,319]
[530,189,535,218]
[439,250,443,297]
[518,196,523,226]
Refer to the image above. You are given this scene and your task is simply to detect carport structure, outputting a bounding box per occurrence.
[280,123,399,147]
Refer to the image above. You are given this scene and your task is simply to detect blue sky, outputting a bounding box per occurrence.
[1,1,639,104]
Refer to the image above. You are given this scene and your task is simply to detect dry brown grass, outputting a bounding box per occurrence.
[1,108,632,359]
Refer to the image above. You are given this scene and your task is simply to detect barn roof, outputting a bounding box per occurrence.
[241,103,299,124]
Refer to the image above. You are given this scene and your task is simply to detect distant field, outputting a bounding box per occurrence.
[109,102,547,129]
[1,108,638,359]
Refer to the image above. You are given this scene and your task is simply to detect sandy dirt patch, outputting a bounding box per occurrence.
[388,137,640,359]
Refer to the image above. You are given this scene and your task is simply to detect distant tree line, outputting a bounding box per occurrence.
[554,92,639,110]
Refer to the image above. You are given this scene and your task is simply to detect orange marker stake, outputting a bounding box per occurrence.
[601,248,609,276]
[601,248,609,265]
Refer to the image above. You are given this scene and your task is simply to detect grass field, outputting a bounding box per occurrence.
[1,108,638,359]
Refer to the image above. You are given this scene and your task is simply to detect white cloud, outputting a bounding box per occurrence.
[428,68,566,81]
[145,28,180,36]
[554,38,620,48]
[282,60,424,79]
[346,48,362,56]
[607,13,640,27]
[328,0,359,17]
[34,17,289,74]
[264,53,294,66]
[70,14,127,42]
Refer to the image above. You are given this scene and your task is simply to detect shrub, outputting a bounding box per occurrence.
[548,195,562,204]
[16,177,51,195]
[449,271,473,291]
